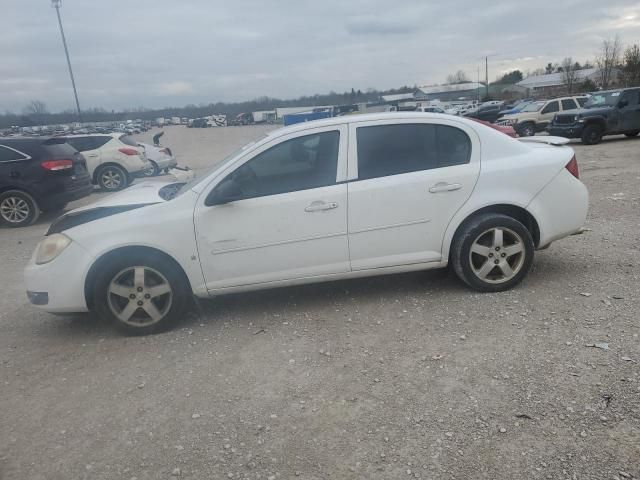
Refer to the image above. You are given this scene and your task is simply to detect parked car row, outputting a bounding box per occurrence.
[0,132,182,227]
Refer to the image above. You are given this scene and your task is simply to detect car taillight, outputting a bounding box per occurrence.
[41,159,74,171]
[565,155,579,179]
[118,147,139,156]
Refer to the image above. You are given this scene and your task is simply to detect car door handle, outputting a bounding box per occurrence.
[86,153,98,157]
[305,201,338,212]
[429,182,462,193]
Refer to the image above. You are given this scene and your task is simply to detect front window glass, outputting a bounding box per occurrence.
[584,91,622,108]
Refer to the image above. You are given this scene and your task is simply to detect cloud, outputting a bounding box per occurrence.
[156,81,194,96]
[1,0,639,112]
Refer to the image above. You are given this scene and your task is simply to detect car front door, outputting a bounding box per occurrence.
[346,119,480,270]
[194,125,350,291]
[539,100,560,128]
[618,90,640,132]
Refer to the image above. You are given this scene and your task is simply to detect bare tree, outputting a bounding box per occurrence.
[446,70,469,84]
[623,44,640,86]
[23,100,48,115]
[596,36,622,88]
[561,57,579,93]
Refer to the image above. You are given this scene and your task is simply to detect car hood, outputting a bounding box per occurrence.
[46,181,181,235]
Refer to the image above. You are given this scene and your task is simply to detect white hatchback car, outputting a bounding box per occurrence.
[61,134,150,191]
[25,113,588,335]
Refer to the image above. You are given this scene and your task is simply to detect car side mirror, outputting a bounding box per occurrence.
[206,177,243,206]
[618,99,628,108]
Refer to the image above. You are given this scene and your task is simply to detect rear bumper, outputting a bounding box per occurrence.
[527,169,589,247]
[547,124,584,138]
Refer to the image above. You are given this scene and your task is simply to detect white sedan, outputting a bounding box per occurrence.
[25,113,588,335]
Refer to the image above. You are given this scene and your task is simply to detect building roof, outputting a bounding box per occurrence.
[416,82,484,95]
[381,93,415,102]
[517,68,599,88]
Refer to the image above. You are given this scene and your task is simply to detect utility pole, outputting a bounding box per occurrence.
[485,56,489,100]
[51,0,82,122]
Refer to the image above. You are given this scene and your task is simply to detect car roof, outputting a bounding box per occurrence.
[266,112,486,137]
[60,133,120,138]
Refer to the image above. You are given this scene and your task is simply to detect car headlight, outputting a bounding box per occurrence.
[35,233,72,265]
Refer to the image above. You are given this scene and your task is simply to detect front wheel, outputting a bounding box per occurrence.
[519,123,536,137]
[451,213,534,292]
[581,124,603,145]
[624,130,639,138]
[93,251,190,335]
[97,165,129,191]
[0,190,40,227]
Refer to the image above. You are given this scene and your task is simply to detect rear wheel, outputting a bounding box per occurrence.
[141,161,159,177]
[0,190,39,227]
[519,122,536,137]
[452,213,534,292]
[97,165,129,191]
[581,124,603,145]
[624,130,639,138]
[93,251,190,335]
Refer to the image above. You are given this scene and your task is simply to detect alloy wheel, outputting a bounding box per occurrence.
[0,196,30,223]
[107,266,173,327]
[469,227,526,284]
[101,168,122,189]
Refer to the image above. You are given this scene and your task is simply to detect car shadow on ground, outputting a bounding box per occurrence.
[33,267,459,340]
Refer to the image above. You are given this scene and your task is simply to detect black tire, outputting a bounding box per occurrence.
[581,124,603,145]
[92,250,190,335]
[624,130,639,138]
[518,123,536,137]
[451,213,535,293]
[97,164,129,191]
[141,161,159,177]
[0,190,40,227]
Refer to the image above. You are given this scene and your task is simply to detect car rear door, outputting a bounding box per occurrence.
[0,143,35,192]
[346,119,481,270]
[194,125,350,290]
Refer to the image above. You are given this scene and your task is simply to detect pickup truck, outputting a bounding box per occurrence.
[547,88,640,145]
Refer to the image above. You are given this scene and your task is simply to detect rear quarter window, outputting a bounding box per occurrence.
[0,145,29,162]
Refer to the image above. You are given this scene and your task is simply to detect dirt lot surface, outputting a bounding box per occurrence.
[1,125,639,480]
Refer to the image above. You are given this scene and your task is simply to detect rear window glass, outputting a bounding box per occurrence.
[119,135,138,147]
[43,142,79,158]
[561,99,578,110]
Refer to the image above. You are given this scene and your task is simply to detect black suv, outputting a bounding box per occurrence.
[548,88,640,145]
[0,137,93,227]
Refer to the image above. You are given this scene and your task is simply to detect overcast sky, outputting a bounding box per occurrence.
[2,0,640,113]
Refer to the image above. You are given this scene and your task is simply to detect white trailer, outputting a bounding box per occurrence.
[155,117,165,126]
[275,106,331,120]
[252,110,276,123]
[170,117,181,125]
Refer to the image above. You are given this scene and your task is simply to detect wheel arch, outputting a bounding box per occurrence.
[582,117,607,129]
[445,204,541,261]
[84,245,193,310]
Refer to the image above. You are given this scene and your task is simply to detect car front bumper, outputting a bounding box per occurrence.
[547,124,584,138]
[24,239,94,313]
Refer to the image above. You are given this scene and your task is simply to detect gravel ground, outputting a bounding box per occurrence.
[1,125,639,480]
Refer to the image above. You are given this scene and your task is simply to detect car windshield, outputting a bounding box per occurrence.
[584,91,622,108]
[521,101,544,112]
